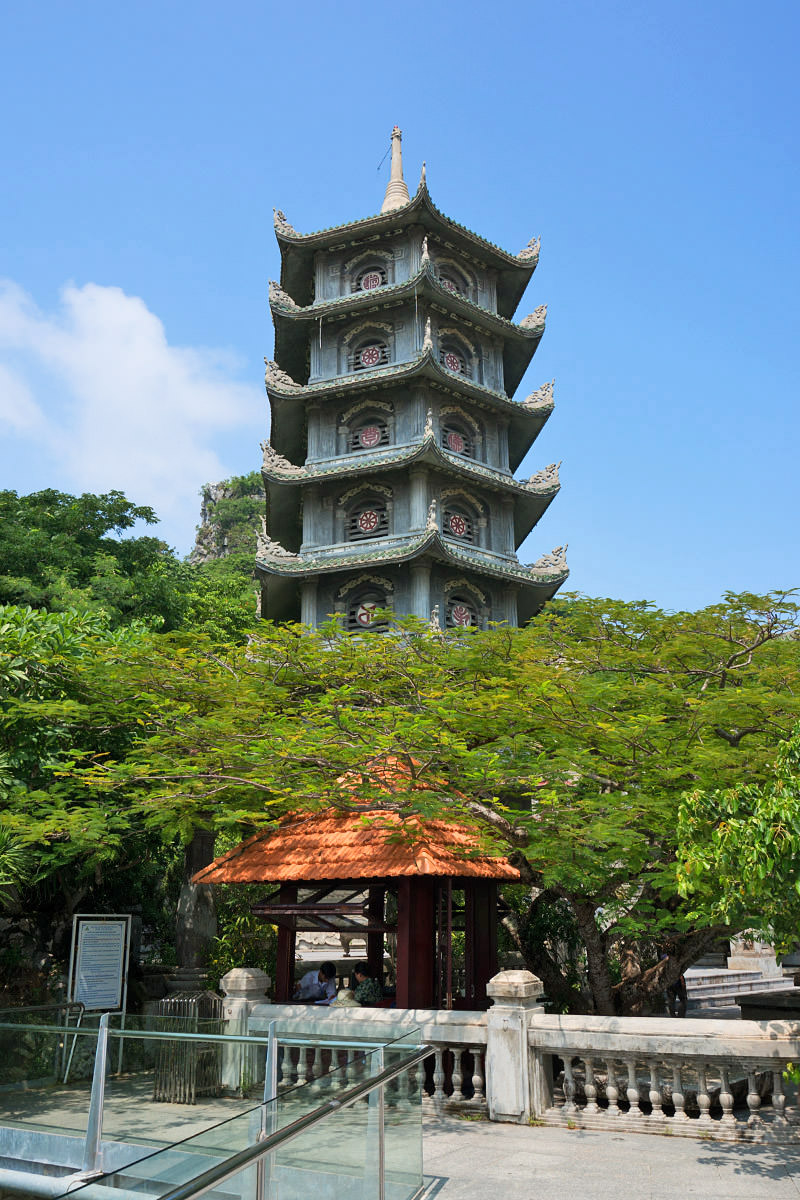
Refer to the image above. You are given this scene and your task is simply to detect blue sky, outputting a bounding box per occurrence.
[1,1,797,610]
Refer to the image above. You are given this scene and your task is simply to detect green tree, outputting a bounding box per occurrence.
[52,591,800,1014]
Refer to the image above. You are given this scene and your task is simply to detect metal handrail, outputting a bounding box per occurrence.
[0,1021,405,1052]
[153,1044,431,1200]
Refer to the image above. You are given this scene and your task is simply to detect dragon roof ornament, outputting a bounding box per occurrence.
[273,209,297,236]
[257,518,298,561]
[519,304,547,332]
[530,544,568,573]
[522,379,555,411]
[264,359,302,391]
[269,280,299,311]
[517,236,541,264]
[422,316,433,353]
[420,235,430,269]
[423,407,435,439]
[527,461,561,490]
[261,440,304,476]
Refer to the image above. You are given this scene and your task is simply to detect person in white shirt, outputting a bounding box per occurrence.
[294,961,337,1005]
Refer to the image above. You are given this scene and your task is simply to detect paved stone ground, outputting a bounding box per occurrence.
[422,1115,800,1199]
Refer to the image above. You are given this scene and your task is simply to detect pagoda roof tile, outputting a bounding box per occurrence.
[193,806,520,884]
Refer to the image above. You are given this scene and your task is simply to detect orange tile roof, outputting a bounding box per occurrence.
[192,808,520,884]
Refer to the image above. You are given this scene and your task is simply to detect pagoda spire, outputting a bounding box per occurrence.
[381,126,411,213]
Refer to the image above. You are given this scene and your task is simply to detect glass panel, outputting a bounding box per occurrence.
[0,1014,102,1141]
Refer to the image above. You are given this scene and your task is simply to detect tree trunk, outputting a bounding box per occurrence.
[175,828,217,970]
[572,903,616,1015]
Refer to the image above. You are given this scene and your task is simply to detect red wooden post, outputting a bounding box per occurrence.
[396,877,436,1008]
[367,886,385,984]
[466,880,498,1009]
[274,883,297,1002]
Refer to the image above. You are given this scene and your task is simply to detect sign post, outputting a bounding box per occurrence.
[66,914,132,1077]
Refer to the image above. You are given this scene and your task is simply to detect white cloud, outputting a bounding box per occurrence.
[0,280,263,552]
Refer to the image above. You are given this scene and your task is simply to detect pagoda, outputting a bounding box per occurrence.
[257,127,568,630]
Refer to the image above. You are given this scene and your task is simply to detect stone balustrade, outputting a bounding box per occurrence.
[528,1013,800,1141]
[243,972,800,1141]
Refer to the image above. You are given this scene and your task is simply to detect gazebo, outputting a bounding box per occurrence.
[193,802,520,1010]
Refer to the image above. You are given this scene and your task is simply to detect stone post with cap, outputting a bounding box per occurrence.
[485,968,546,1123]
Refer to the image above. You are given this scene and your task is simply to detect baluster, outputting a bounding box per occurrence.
[605,1060,620,1116]
[648,1059,664,1121]
[562,1056,578,1114]
[471,1049,486,1107]
[311,1046,324,1087]
[296,1047,308,1087]
[719,1066,735,1126]
[625,1058,642,1118]
[346,1047,359,1089]
[584,1057,599,1114]
[395,1062,411,1110]
[696,1064,712,1125]
[451,1047,465,1105]
[432,1046,446,1108]
[276,1045,286,1090]
[671,1064,688,1120]
[772,1069,787,1123]
[747,1070,762,1128]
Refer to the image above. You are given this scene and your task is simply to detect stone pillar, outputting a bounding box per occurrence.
[300,578,318,627]
[409,467,428,530]
[220,968,271,1093]
[728,936,782,977]
[410,562,431,620]
[485,969,544,1124]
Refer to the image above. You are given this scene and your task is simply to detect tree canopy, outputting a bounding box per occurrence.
[5,589,797,1013]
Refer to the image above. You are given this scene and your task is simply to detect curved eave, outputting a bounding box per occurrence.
[266,352,554,471]
[276,184,537,319]
[271,268,544,394]
[256,529,568,598]
[263,439,559,550]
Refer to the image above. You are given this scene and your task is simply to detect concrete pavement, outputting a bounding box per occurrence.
[423,1115,800,1199]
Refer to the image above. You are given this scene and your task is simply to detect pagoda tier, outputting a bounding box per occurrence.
[269,266,545,395]
[273,177,539,319]
[265,358,555,472]
[258,127,567,631]
[262,433,560,551]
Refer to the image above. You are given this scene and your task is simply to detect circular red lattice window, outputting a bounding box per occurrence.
[446,431,465,454]
[357,509,380,534]
[360,271,382,291]
[355,602,377,627]
[451,604,473,627]
[359,345,381,368]
[359,425,382,448]
[443,351,462,372]
[440,278,458,293]
[448,514,468,538]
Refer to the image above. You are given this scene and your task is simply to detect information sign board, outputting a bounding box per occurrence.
[71,918,129,1011]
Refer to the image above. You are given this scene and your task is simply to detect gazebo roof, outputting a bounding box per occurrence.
[192,808,521,884]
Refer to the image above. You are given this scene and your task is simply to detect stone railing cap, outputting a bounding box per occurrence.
[486,968,544,1002]
[220,966,271,996]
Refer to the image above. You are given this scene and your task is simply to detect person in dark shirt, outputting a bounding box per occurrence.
[352,962,383,1006]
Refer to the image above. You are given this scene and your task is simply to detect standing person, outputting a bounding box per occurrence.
[352,962,383,1006]
[294,961,337,1005]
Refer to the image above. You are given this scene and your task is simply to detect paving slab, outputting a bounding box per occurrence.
[422,1115,800,1199]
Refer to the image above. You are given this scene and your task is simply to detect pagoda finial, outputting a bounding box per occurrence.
[381,126,411,213]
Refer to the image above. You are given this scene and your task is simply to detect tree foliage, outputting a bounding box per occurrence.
[20,590,796,1014]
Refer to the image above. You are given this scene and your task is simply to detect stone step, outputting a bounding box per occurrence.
[687,977,795,1001]
[685,1003,742,1020]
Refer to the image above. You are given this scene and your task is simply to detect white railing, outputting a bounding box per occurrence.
[248,1004,488,1114]
[527,1014,800,1141]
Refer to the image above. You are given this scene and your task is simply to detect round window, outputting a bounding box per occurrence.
[355,601,378,627]
[360,271,382,291]
[359,424,382,448]
[446,430,465,454]
[448,513,468,538]
[357,509,380,534]
[443,351,462,373]
[359,345,381,368]
[450,603,473,627]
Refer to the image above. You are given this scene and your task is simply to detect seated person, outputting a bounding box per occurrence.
[352,962,383,1006]
[294,961,337,1005]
